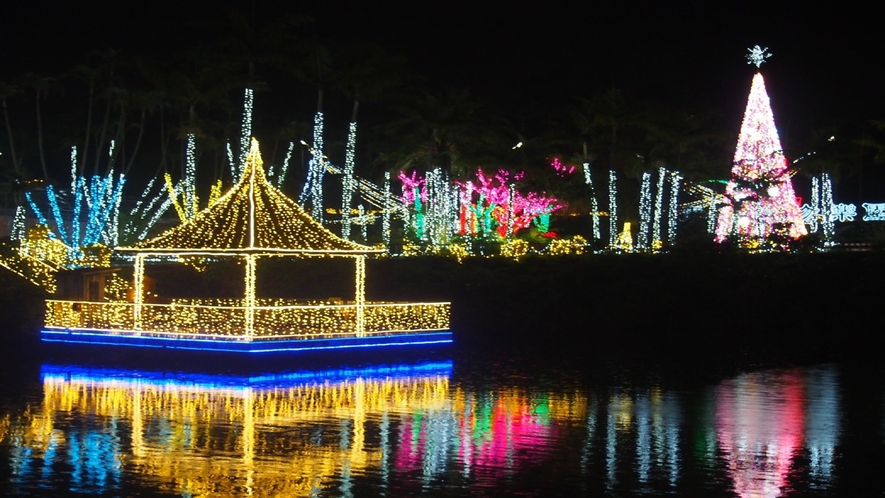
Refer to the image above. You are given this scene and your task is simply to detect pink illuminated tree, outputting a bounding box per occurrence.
[715,47,806,245]
[458,169,561,238]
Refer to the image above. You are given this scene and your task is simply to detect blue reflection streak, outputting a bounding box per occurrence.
[41,360,453,392]
[605,395,619,491]
[30,359,452,496]
[580,395,597,474]
[636,395,651,485]
[65,429,122,494]
[806,366,841,488]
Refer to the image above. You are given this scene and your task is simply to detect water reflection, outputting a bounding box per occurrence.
[715,366,841,497]
[9,362,454,496]
[0,362,851,496]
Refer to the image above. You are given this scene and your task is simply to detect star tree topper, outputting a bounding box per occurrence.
[746,45,772,68]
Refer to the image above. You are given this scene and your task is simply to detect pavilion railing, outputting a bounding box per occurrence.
[45,300,451,339]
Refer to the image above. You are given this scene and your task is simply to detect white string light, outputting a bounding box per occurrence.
[277,141,295,189]
[608,170,618,248]
[808,176,820,233]
[583,163,601,243]
[653,167,666,248]
[638,172,652,250]
[667,173,682,246]
[236,88,254,182]
[383,172,391,248]
[821,173,834,244]
[185,133,197,219]
[342,122,357,240]
[11,205,26,240]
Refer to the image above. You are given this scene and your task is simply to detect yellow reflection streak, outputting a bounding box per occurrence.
[28,373,449,497]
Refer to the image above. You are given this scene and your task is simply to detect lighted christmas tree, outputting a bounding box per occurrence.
[715,46,807,245]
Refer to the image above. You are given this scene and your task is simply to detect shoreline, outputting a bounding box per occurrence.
[2,251,881,371]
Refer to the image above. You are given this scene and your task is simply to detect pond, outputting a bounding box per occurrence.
[1,345,883,497]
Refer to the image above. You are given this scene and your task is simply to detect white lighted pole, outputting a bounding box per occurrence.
[133,253,145,330]
[355,255,366,336]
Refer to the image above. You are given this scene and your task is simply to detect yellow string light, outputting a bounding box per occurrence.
[43,139,450,343]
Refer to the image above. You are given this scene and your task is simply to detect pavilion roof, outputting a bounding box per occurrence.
[125,139,378,255]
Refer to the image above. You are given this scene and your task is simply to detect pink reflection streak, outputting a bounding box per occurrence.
[393,417,422,473]
[391,395,557,484]
[715,371,806,498]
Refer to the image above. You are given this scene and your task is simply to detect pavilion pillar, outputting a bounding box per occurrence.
[133,253,145,330]
[245,254,257,339]
[355,255,366,336]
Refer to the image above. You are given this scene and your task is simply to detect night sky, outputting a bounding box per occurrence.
[2,1,884,181]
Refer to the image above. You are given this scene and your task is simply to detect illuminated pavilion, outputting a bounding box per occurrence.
[42,139,451,353]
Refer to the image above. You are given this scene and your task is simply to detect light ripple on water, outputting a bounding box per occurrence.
[0,361,880,496]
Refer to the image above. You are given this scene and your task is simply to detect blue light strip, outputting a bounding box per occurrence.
[41,329,452,354]
[25,191,50,227]
[71,176,85,247]
[40,360,453,391]
[46,185,69,244]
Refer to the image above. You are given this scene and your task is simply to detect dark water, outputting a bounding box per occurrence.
[1,345,883,497]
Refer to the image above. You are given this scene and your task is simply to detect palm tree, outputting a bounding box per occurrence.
[375,88,514,179]
[0,79,23,176]
[19,72,60,180]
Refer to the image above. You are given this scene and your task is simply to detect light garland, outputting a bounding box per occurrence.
[298,112,327,222]
[311,112,325,222]
[638,171,652,250]
[706,193,719,234]
[123,177,166,243]
[582,163,601,242]
[11,205,26,240]
[447,243,468,263]
[383,172,391,247]
[667,173,681,246]
[276,141,295,189]
[185,132,197,219]
[165,173,187,222]
[69,146,78,194]
[60,140,450,348]
[46,299,451,340]
[45,185,69,245]
[500,239,529,260]
[506,184,515,239]
[653,168,666,248]
[0,251,58,294]
[355,255,365,335]
[237,88,254,182]
[609,170,618,248]
[358,204,368,241]
[25,191,49,227]
[24,167,126,254]
[617,222,633,252]
[426,168,458,246]
[123,141,380,255]
[107,173,125,247]
[821,173,835,243]
[546,236,587,255]
[227,141,236,181]
[341,122,357,240]
[806,176,820,232]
